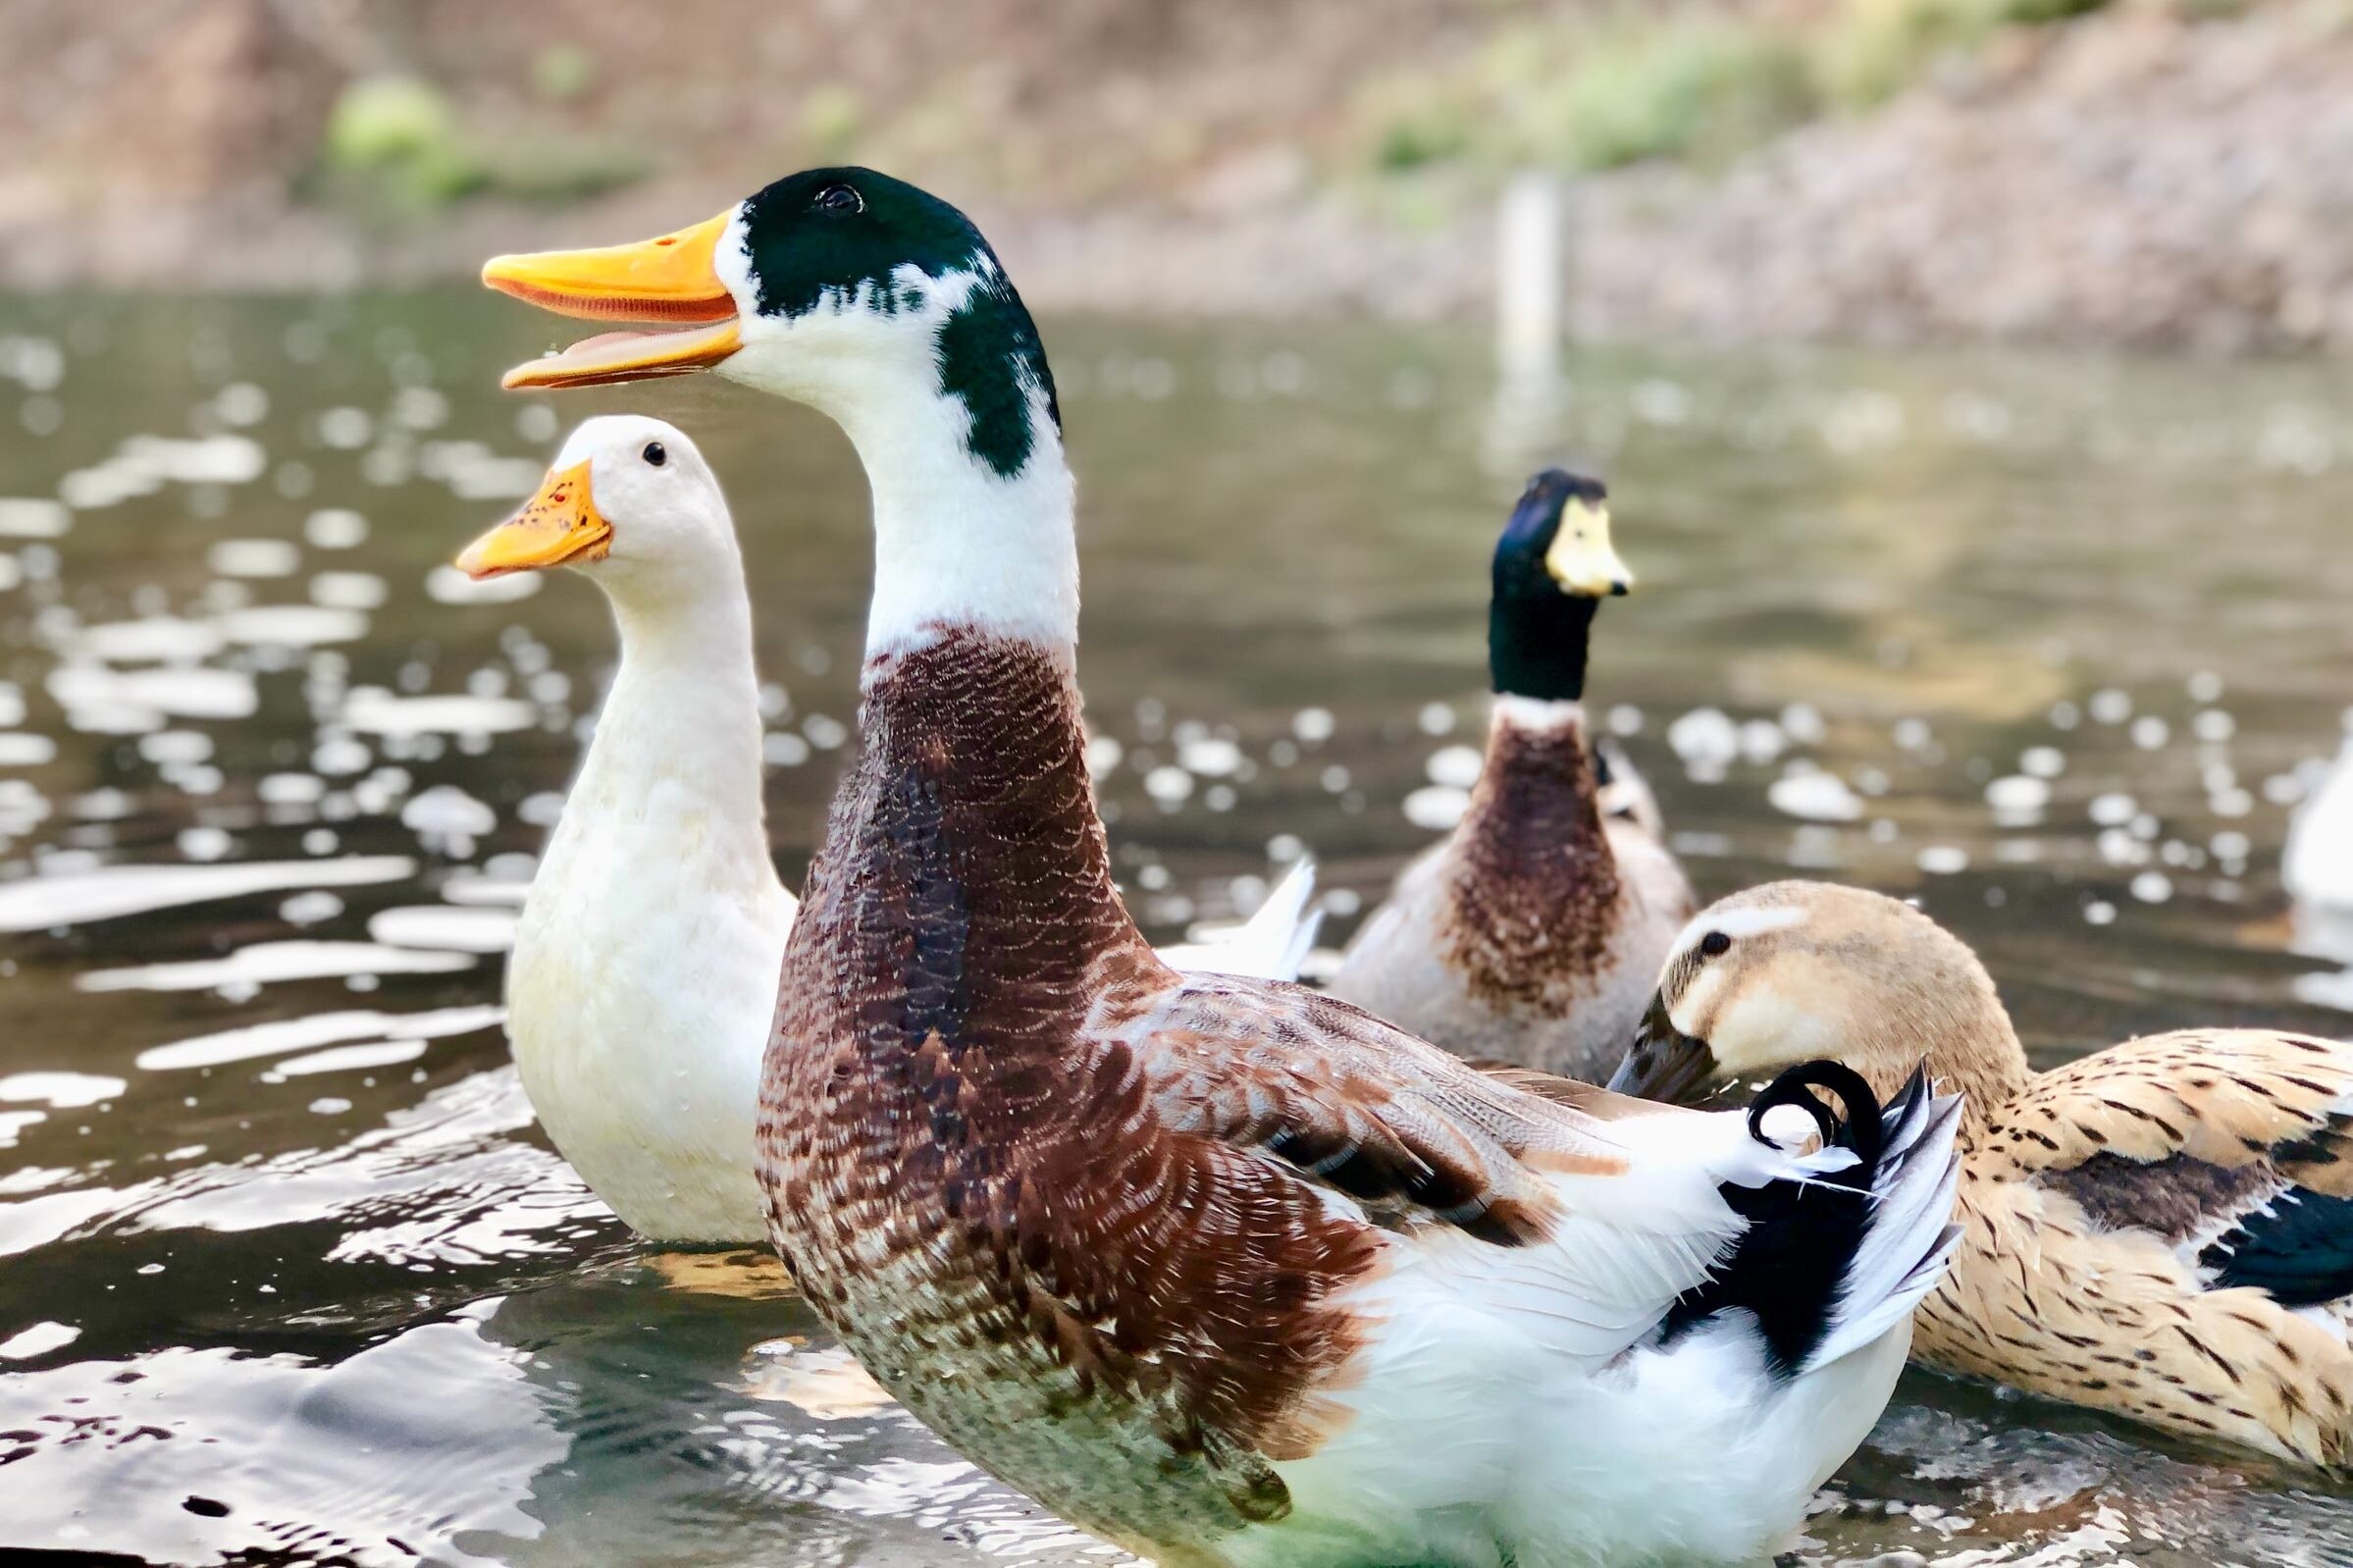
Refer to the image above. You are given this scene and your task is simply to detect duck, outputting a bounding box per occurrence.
[1326,470,1695,1082]
[1609,878,2353,1469]
[449,414,1320,1245]
[478,166,1963,1566]
[2286,718,2353,921]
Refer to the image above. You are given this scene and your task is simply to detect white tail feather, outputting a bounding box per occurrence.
[1804,1085,1963,1371]
[1159,859,1322,982]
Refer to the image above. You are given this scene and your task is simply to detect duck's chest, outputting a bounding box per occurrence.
[748,637,1330,1552]
[754,909,1303,1553]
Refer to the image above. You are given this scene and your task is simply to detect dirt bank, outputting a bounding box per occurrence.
[7,0,2353,351]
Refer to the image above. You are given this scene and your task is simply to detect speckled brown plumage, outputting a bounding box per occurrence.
[1445,717,1624,1010]
[754,631,1364,1547]
[1917,1030,2353,1469]
[751,632,1691,1554]
[1637,881,2353,1469]
[1329,704,1694,1082]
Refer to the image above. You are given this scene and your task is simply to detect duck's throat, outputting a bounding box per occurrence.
[863,438,1079,658]
[565,581,773,890]
[1443,697,1621,1006]
[776,629,1157,1097]
[1489,588,1597,704]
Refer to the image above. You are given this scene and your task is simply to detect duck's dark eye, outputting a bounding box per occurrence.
[642,442,666,467]
[813,183,863,216]
[1699,930,1732,958]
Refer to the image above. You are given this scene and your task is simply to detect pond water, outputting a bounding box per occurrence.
[0,291,2351,1566]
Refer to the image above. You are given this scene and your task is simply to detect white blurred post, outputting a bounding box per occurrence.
[1485,170,1567,472]
[1495,170,1562,385]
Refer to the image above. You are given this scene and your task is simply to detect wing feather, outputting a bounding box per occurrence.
[1100,973,1872,1364]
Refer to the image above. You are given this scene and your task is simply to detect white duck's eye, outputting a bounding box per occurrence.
[814,183,863,215]
[642,442,666,468]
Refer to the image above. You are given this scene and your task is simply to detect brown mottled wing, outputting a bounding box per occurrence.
[1110,973,1711,1248]
[1984,1029,2353,1193]
[1472,1060,1623,1110]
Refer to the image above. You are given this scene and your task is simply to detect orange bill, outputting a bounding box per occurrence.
[454,461,611,577]
[483,210,743,390]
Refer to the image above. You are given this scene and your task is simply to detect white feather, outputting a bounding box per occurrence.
[1212,1084,1961,1565]
[1157,860,1322,981]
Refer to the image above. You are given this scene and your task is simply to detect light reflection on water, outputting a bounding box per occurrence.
[0,292,2350,1564]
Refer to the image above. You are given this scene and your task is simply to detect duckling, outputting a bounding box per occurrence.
[480,165,1962,1567]
[452,415,1318,1245]
[1611,878,2353,1469]
[1328,472,1694,1082]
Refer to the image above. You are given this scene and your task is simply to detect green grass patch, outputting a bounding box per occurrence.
[1350,0,2117,182]
[315,74,647,219]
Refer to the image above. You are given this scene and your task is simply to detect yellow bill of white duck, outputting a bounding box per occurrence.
[449,415,1319,1246]
[1611,879,2353,1470]
[478,168,1964,1567]
[1326,470,1694,1083]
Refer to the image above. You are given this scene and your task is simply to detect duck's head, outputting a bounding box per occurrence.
[483,167,1059,482]
[1607,880,2024,1112]
[454,415,738,603]
[1489,469,1629,704]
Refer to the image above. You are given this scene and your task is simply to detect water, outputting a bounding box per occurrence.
[1,292,2351,1566]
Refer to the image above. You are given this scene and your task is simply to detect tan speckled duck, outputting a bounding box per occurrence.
[1327,472,1695,1083]
[1611,879,2353,1468]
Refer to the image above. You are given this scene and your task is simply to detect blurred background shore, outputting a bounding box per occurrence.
[11,0,2353,350]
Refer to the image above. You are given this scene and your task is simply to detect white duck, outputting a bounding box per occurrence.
[479,166,1962,1566]
[2287,717,2353,923]
[453,415,1319,1243]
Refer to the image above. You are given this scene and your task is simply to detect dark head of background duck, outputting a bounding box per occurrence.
[1489,469,1611,704]
[736,167,1061,479]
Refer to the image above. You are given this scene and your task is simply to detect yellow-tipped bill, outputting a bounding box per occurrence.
[484,210,743,390]
[455,461,610,578]
[1543,497,1633,598]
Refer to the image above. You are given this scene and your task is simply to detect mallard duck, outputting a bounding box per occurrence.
[480,167,1962,1565]
[450,414,1318,1244]
[1610,879,2353,1469]
[1326,471,1694,1082]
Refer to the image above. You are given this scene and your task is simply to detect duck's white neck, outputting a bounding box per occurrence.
[846,397,1077,665]
[716,261,1078,663]
[567,557,774,893]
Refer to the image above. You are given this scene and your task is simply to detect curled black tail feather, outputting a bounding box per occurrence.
[1662,1061,1931,1379]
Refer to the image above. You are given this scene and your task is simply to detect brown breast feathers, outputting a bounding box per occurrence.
[1442,712,1621,1011]
[754,629,1377,1543]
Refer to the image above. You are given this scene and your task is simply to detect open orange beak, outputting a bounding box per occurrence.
[455,461,611,578]
[483,210,743,391]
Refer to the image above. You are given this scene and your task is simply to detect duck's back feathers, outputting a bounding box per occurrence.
[1986,1028,2353,1179]
[1594,735,1666,839]
[2008,1030,2353,1313]
[1923,1028,2353,1468]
